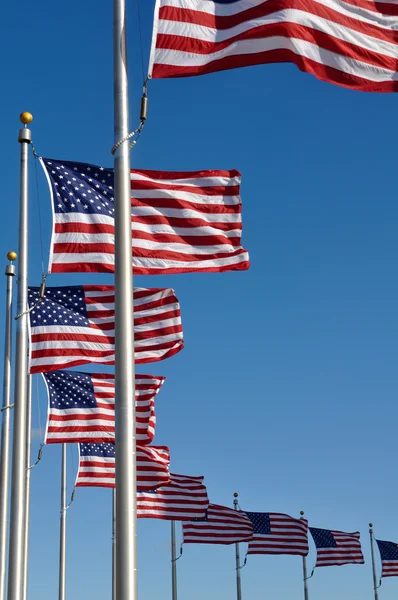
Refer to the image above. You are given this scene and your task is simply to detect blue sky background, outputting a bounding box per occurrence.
[1,1,397,599]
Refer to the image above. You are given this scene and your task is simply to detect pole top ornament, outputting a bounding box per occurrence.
[233,492,239,498]
[369,523,373,528]
[7,251,17,262]
[20,112,33,125]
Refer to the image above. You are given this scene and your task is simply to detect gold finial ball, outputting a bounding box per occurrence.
[20,112,33,125]
[233,492,239,498]
[300,511,305,516]
[369,523,373,528]
[7,251,17,261]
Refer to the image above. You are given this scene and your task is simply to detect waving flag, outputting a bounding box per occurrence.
[310,528,364,567]
[376,540,398,578]
[137,473,209,520]
[76,443,170,490]
[28,285,183,373]
[40,158,249,275]
[182,503,253,544]
[42,370,165,444]
[246,512,309,556]
[148,0,398,92]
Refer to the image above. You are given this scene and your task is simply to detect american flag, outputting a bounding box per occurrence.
[41,158,249,274]
[148,0,398,92]
[309,528,365,567]
[182,503,253,544]
[375,539,398,578]
[42,370,165,444]
[76,442,171,490]
[28,285,183,373]
[137,473,209,520]
[246,512,309,556]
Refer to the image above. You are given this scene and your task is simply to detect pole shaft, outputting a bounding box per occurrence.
[369,528,379,600]
[22,375,32,600]
[171,522,177,600]
[58,445,66,600]
[233,498,242,600]
[302,556,309,600]
[112,489,116,600]
[8,127,31,600]
[0,265,15,600]
[113,2,136,600]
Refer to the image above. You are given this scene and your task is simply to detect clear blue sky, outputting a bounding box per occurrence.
[1,1,397,599]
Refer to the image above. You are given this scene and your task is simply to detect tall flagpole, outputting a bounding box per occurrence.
[58,445,67,600]
[300,512,309,600]
[171,521,177,600]
[0,252,16,600]
[7,112,32,600]
[233,493,242,600]
[369,524,379,600]
[112,489,116,600]
[22,374,32,600]
[113,2,137,600]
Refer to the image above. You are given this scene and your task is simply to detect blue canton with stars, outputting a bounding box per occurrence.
[44,370,96,410]
[42,158,115,216]
[28,286,89,327]
[376,540,398,560]
[309,528,337,549]
[79,443,115,458]
[245,512,271,534]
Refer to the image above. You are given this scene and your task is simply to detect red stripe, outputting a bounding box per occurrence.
[132,213,241,231]
[131,179,240,197]
[132,168,241,179]
[152,48,398,92]
[54,222,115,234]
[132,196,241,214]
[51,260,250,274]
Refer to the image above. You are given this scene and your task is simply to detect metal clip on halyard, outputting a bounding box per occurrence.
[15,276,47,320]
[111,82,148,155]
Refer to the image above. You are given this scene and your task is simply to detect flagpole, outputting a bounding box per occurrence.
[300,512,309,600]
[113,3,137,600]
[22,374,32,600]
[233,493,242,600]
[112,489,116,600]
[171,521,177,600]
[369,524,379,600]
[0,252,16,600]
[58,445,67,600]
[8,112,32,600]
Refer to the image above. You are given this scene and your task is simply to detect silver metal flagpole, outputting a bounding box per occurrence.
[7,112,32,600]
[112,2,137,600]
[0,252,16,600]
[112,489,116,600]
[233,493,242,600]
[171,521,177,600]
[58,445,67,600]
[369,524,379,600]
[22,373,32,600]
[300,512,309,600]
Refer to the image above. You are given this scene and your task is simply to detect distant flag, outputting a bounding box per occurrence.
[148,0,398,92]
[309,528,364,567]
[246,512,309,556]
[137,473,209,520]
[375,540,398,578]
[28,285,183,373]
[182,503,253,544]
[41,158,250,274]
[42,370,165,444]
[76,443,171,490]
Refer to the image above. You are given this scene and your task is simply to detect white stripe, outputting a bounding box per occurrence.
[153,37,398,82]
[132,188,241,205]
[55,212,114,225]
[132,221,242,238]
[131,172,241,187]
[133,205,241,222]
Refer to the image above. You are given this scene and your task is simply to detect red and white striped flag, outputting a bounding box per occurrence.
[137,473,209,520]
[246,512,309,556]
[43,371,165,445]
[149,0,398,92]
[310,527,365,567]
[182,503,253,544]
[28,285,183,374]
[76,443,171,490]
[41,158,249,275]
